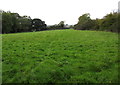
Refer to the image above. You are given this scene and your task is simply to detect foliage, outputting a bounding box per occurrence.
[58,21,64,28]
[2,11,47,33]
[74,12,119,32]
[47,21,69,30]
[2,12,13,33]
[2,29,118,83]
[2,10,119,33]
[99,12,119,32]
[32,18,47,31]
[74,13,95,30]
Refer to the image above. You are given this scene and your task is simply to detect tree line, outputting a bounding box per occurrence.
[2,11,47,34]
[47,21,70,30]
[74,12,119,33]
[1,10,119,33]
[1,11,69,34]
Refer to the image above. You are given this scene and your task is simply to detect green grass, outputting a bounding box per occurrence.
[2,29,119,83]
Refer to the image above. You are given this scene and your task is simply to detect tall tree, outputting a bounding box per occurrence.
[74,13,94,30]
[32,18,46,31]
[58,21,64,28]
[2,12,13,33]
[99,12,118,32]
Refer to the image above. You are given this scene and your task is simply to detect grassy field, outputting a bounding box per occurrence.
[2,29,119,83]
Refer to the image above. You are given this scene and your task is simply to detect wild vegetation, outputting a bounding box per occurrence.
[2,29,119,83]
[74,12,119,33]
[1,11,68,34]
[1,10,119,34]
[2,11,47,33]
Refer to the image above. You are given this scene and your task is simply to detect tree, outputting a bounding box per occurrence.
[2,12,13,33]
[58,21,64,28]
[2,11,32,33]
[74,13,94,30]
[32,18,46,31]
[99,12,118,32]
[17,16,32,32]
[2,11,47,33]
[10,13,20,33]
[90,19,100,30]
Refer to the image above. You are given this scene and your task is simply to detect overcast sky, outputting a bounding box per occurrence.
[0,0,119,25]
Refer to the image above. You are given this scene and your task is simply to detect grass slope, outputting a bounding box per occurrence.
[2,29,119,83]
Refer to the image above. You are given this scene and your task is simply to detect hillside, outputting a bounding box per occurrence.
[2,29,119,83]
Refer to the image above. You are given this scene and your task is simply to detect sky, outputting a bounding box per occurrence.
[0,0,119,25]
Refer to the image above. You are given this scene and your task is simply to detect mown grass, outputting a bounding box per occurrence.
[2,29,119,83]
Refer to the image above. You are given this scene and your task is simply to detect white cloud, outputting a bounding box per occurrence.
[0,0,119,25]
